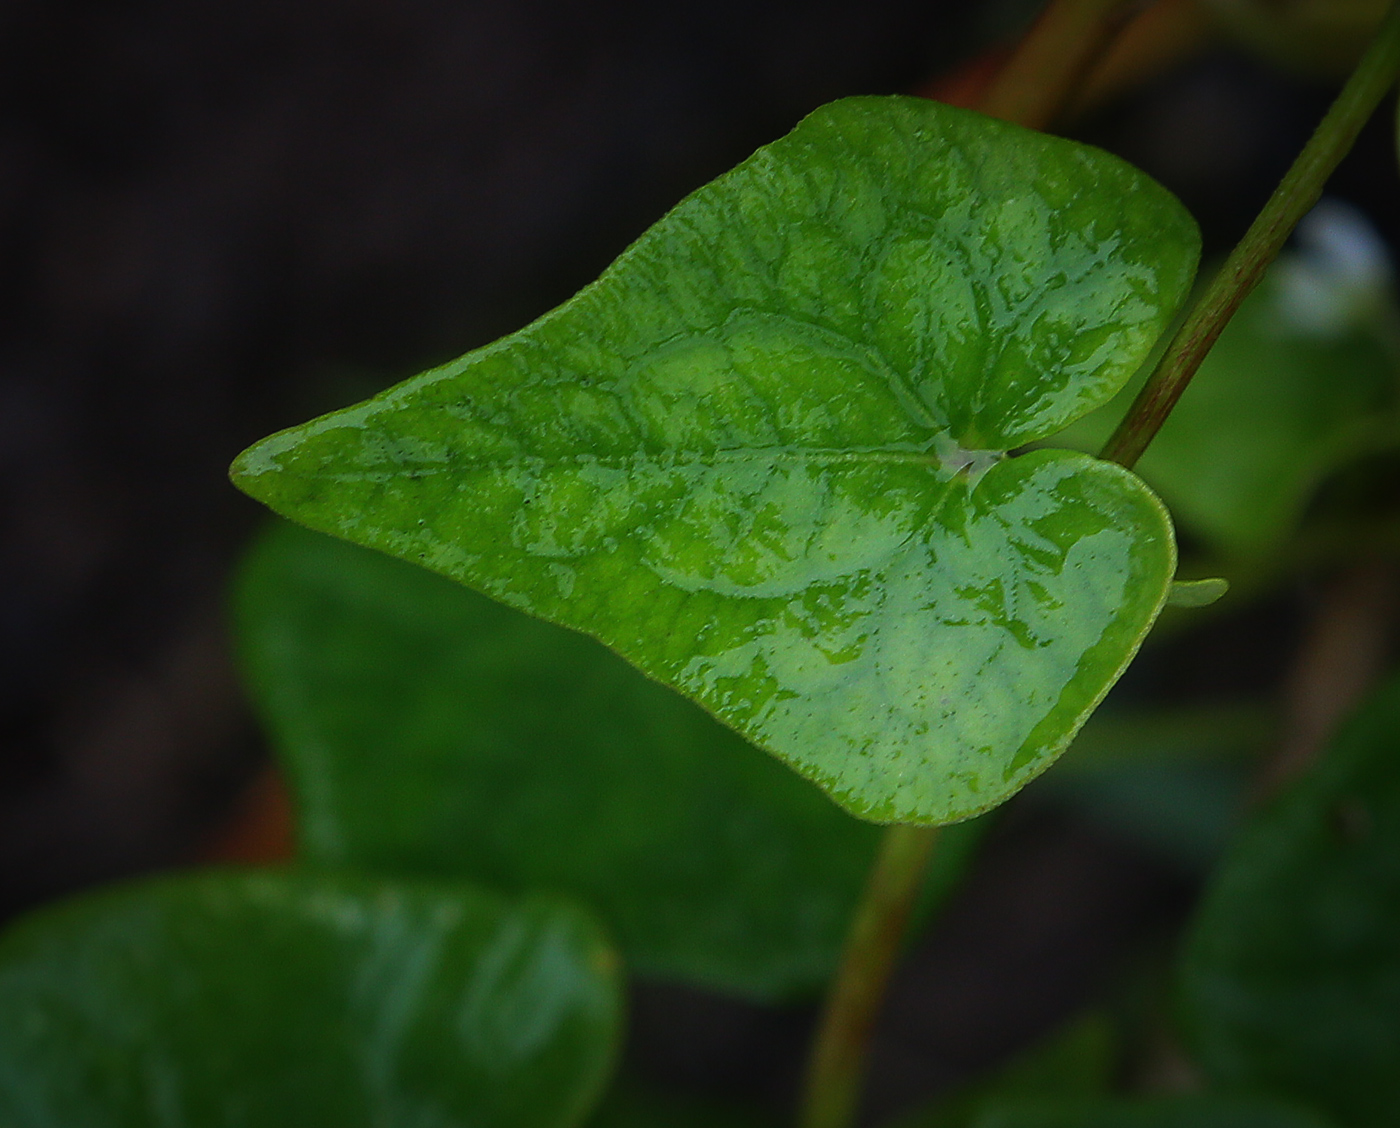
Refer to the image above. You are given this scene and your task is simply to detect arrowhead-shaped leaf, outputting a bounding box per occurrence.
[235,521,986,999]
[1179,675,1400,1128]
[232,95,1197,824]
[0,871,621,1128]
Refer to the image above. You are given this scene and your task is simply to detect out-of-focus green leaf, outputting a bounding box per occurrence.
[236,522,986,1000]
[1034,703,1269,872]
[891,1013,1116,1128]
[1053,202,1400,558]
[970,1097,1333,1128]
[1055,705,1274,772]
[1202,0,1391,77]
[1038,760,1249,872]
[0,870,621,1128]
[231,95,1197,826]
[1179,675,1400,1128]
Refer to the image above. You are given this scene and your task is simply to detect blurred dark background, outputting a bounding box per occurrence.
[2,0,1398,1121]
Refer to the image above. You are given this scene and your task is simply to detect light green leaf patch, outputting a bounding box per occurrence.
[0,870,622,1128]
[1179,674,1400,1128]
[235,522,986,999]
[232,96,1198,825]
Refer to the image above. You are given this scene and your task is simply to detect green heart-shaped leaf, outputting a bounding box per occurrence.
[235,521,985,999]
[232,95,1197,824]
[1179,675,1400,1128]
[0,871,621,1128]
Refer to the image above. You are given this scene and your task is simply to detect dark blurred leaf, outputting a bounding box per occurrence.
[235,521,986,1000]
[969,1096,1333,1128]
[1037,759,1248,872]
[1201,0,1391,76]
[0,869,622,1128]
[1056,705,1274,772]
[587,1079,774,1128]
[891,1013,1115,1128]
[1179,675,1400,1127]
[231,95,1198,826]
[1033,704,1272,872]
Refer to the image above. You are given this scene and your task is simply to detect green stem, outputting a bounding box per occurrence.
[798,824,941,1128]
[1100,0,1400,469]
[977,0,1137,130]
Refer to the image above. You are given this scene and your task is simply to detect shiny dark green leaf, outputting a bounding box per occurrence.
[231,95,1197,825]
[235,521,985,999]
[1179,675,1400,1127]
[969,1097,1333,1128]
[0,870,622,1128]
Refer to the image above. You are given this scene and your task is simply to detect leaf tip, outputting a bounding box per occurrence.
[229,429,300,506]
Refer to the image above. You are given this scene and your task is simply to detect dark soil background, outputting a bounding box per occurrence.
[2,1,1398,1122]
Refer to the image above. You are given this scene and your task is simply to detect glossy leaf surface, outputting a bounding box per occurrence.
[232,95,1197,824]
[971,1098,1333,1128]
[1053,203,1400,557]
[236,521,985,999]
[1180,675,1400,1128]
[0,870,621,1128]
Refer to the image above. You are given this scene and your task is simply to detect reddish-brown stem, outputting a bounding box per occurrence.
[976,0,1139,129]
[1067,0,1220,119]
